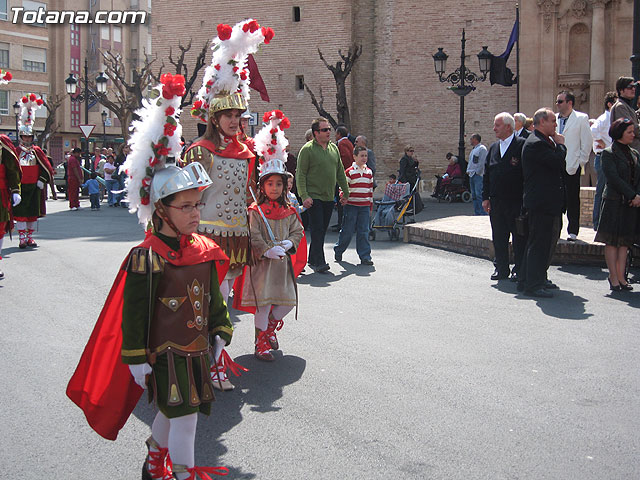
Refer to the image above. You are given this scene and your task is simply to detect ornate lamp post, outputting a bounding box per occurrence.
[101,110,107,147]
[433,30,492,163]
[12,101,20,146]
[64,58,108,170]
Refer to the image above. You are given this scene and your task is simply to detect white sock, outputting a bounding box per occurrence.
[0,236,4,257]
[15,221,26,231]
[26,221,36,231]
[168,413,198,480]
[272,305,293,321]
[151,411,170,449]
[254,305,271,331]
[219,278,233,304]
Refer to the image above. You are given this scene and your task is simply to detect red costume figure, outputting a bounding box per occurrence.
[67,148,84,210]
[0,134,21,279]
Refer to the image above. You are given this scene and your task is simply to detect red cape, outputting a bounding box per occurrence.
[232,207,307,314]
[66,234,229,441]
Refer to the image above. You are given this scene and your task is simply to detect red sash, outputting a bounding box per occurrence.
[21,164,39,184]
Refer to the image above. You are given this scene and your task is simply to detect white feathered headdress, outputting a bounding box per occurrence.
[122,73,185,227]
[18,93,43,136]
[0,69,13,85]
[190,19,274,123]
[254,109,291,180]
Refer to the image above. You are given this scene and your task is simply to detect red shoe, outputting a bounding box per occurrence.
[142,436,173,480]
[210,349,249,391]
[254,330,274,362]
[266,314,284,350]
[172,464,229,479]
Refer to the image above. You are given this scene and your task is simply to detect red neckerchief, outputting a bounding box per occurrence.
[190,134,255,160]
[249,201,296,220]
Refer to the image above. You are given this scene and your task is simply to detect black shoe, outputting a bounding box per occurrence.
[524,288,553,298]
[18,243,26,249]
[544,280,559,289]
[509,272,519,282]
[360,259,374,266]
[490,270,509,281]
[334,251,342,262]
[620,282,633,291]
[312,263,330,273]
[608,278,622,292]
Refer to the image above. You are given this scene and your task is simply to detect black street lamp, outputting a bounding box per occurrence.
[12,101,20,146]
[433,29,492,163]
[101,111,107,147]
[64,58,108,170]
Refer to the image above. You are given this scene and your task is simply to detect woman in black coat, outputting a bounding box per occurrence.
[397,144,423,212]
[594,118,640,291]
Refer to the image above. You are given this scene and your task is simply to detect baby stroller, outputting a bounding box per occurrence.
[432,174,472,203]
[370,175,421,241]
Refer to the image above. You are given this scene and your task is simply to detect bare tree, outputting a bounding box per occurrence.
[304,44,362,130]
[155,39,209,110]
[97,50,157,142]
[37,93,64,148]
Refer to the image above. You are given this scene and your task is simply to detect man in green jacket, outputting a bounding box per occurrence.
[296,117,349,272]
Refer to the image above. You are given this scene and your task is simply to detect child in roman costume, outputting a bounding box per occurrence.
[13,93,53,248]
[67,74,232,480]
[234,110,305,361]
[185,18,274,388]
[0,69,21,279]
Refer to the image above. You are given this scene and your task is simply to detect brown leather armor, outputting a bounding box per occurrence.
[149,261,215,407]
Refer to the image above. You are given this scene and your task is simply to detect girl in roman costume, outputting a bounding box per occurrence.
[233,110,306,361]
[185,19,274,389]
[67,74,232,480]
[12,93,53,249]
[0,69,21,278]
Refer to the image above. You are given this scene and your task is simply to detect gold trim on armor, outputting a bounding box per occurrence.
[159,296,187,312]
[152,336,209,354]
[127,248,165,274]
[211,325,234,337]
[209,91,247,115]
[187,279,206,331]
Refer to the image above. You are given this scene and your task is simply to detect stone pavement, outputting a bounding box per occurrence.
[395,196,609,266]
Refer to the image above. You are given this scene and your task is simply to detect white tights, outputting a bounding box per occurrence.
[0,236,3,257]
[151,411,198,479]
[15,221,36,231]
[254,305,293,331]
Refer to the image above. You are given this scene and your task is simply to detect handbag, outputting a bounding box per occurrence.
[515,210,528,237]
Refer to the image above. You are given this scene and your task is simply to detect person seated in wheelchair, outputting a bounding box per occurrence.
[432,153,462,198]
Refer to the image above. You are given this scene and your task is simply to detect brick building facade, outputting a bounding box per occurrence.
[152,1,635,183]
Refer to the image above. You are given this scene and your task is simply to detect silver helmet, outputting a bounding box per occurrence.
[150,162,212,205]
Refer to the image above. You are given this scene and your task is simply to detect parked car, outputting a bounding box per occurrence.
[53,163,66,194]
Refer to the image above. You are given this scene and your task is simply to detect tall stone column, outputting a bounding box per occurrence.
[589,0,607,116]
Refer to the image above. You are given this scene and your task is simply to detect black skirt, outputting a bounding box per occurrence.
[594,197,638,247]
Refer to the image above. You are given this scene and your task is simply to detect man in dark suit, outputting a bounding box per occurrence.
[514,112,530,139]
[482,112,526,281]
[518,108,567,298]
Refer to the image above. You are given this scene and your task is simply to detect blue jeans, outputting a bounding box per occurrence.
[105,179,119,206]
[469,174,486,215]
[89,193,100,209]
[334,204,372,261]
[593,153,605,230]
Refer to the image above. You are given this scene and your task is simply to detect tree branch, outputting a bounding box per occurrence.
[303,81,336,127]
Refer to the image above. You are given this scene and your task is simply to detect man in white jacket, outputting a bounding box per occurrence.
[556,90,593,241]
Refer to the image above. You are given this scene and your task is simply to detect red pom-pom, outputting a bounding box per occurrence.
[21,96,28,103]
[263,111,272,123]
[239,71,247,81]
[271,139,277,145]
[36,99,43,106]
[280,117,291,129]
[141,196,150,205]
[242,23,249,33]
[193,100,202,109]
[29,93,36,101]
[232,66,239,72]
[148,157,158,167]
[160,73,186,99]
[214,64,221,71]
[262,27,275,44]
[165,106,175,116]
[270,128,277,134]
[217,24,232,41]
[274,110,284,119]
[248,20,260,33]
[5,71,12,81]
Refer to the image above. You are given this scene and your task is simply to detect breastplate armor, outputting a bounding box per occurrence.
[18,147,36,166]
[149,261,212,355]
[198,153,249,237]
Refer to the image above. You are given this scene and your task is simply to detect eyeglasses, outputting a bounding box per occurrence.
[624,85,637,90]
[317,127,331,132]
[556,99,565,104]
[166,202,205,213]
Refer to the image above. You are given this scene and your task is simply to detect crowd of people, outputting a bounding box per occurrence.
[475,76,640,297]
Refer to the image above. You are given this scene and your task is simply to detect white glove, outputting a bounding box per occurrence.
[36,180,44,189]
[264,245,286,259]
[213,335,226,363]
[12,193,21,206]
[442,173,449,178]
[281,240,293,251]
[128,363,152,389]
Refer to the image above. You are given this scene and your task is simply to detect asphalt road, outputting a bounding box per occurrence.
[1,197,639,480]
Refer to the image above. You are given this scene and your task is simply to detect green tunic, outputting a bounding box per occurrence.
[0,145,20,224]
[121,232,232,418]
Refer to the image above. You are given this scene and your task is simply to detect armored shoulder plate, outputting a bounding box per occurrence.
[184,145,214,171]
[126,247,166,274]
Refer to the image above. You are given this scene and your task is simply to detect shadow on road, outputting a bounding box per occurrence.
[557,264,608,281]
[513,289,592,320]
[131,353,306,479]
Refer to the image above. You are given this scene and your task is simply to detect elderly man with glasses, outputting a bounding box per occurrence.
[296,117,349,273]
[610,76,640,152]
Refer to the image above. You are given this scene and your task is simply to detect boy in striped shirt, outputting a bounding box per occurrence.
[333,145,374,265]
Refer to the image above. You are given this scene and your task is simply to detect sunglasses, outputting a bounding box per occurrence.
[556,99,565,104]
[624,85,637,90]
[317,127,331,132]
